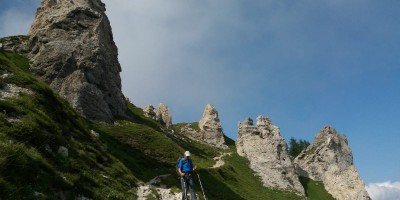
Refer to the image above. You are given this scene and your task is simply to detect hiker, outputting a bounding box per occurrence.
[177,151,197,200]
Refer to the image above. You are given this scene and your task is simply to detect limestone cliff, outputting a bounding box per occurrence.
[28,0,126,122]
[236,116,305,196]
[294,126,371,200]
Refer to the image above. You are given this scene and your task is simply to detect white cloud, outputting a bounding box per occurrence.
[366,181,400,200]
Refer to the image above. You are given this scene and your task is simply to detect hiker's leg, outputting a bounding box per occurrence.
[188,176,197,200]
[181,177,187,200]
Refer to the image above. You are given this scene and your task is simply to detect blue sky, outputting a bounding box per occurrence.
[1,0,399,198]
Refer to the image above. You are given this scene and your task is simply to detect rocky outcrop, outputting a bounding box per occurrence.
[180,104,227,148]
[0,36,30,54]
[143,105,156,119]
[198,104,227,148]
[294,126,371,200]
[236,116,304,196]
[28,0,126,122]
[143,103,172,128]
[155,103,172,128]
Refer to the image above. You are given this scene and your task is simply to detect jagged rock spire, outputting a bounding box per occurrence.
[156,103,172,129]
[236,115,305,196]
[198,104,227,148]
[28,0,126,121]
[178,104,227,148]
[294,126,371,200]
[143,103,172,128]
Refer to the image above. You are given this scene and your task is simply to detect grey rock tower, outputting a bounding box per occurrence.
[28,0,126,121]
[236,116,305,196]
[294,126,371,200]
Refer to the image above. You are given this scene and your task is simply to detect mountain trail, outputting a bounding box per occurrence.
[210,152,232,169]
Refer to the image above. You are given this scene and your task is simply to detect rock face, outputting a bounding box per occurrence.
[143,103,172,128]
[28,0,126,122]
[0,36,30,54]
[143,105,156,119]
[294,126,371,200]
[198,104,226,148]
[236,116,304,196]
[155,103,172,128]
[179,104,227,148]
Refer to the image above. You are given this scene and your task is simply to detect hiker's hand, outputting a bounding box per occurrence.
[193,166,197,171]
[181,172,185,177]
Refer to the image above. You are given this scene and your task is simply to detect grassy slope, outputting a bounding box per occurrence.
[0,50,137,199]
[299,177,335,200]
[0,47,334,199]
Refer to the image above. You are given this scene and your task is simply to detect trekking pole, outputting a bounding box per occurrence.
[197,173,207,200]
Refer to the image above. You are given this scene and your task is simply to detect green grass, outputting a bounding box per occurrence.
[92,117,220,182]
[299,176,335,200]
[0,50,137,199]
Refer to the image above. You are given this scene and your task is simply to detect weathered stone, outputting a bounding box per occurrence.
[58,146,68,157]
[236,115,305,196]
[143,104,156,119]
[179,123,201,139]
[0,36,30,54]
[294,126,371,200]
[143,103,173,128]
[0,84,34,100]
[28,0,127,122]
[155,103,172,129]
[198,104,227,148]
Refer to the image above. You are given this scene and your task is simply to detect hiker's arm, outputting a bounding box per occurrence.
[178,167,185,176]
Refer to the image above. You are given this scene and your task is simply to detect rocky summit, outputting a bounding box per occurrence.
[294,126,371,200]
[28,0,126,122]
[179,104,227,148]
[198,104,227,148]
[236,116,305,196]
[143,103,173,128]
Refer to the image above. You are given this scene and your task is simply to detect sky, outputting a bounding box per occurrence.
[1,0,399,199]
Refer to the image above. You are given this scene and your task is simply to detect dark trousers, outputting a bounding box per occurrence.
[181,173,197,200]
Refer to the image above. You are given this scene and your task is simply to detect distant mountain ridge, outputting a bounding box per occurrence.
[0,0,371,199]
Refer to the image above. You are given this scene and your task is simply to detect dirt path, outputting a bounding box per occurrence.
[210,152,232,169]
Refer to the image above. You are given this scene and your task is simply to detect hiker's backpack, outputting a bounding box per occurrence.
[176,158,188,177]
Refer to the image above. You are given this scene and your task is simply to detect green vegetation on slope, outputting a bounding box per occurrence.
[299,176,335,200]
[0,50,136,199]
[0,47,335,200]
